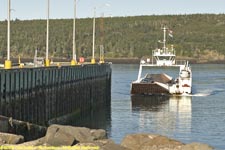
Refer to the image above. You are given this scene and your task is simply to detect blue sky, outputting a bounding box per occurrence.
[0,0,225,20]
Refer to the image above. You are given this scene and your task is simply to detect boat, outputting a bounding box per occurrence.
[131,27,192,95]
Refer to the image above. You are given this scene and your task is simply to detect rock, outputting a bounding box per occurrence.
[77,139,130,150]
[18,137,45,146]
[74,142,100,150]
[45,125,77,146]
[44,124,107,146]
[0,137,6,145]
[181,142,213,150]
[1,124,214,150]
[0,132,24,144]
[121,134,183,150]
[0,115,46,141]
[91,129,106,140]
[96,139,130,150]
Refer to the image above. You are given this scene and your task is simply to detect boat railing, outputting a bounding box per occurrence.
[140,58,187,66]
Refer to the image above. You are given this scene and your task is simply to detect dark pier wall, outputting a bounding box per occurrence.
[0,64,111,126]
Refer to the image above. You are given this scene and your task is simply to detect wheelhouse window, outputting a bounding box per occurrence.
[157,56,171,60]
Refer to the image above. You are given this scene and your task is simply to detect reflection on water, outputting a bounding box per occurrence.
[48,102,112,138]
[71,105,112,137]
[131,95,169,111]
[169,96,192,136]
[73,107,111,128]
[131,95,192,136]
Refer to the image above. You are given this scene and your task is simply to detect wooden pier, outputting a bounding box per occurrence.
[0,63,111,126]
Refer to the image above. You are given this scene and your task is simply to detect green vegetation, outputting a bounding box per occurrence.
[0,14,225,60]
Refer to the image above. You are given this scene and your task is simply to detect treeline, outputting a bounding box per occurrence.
[0,14,225,59]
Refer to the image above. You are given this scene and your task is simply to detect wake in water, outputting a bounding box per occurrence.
[188,88,225,97]
[170,93,209,97]
[168,85,225,97]
[191,92,211,97]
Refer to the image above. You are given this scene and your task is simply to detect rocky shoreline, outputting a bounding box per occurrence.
[0,124,213,150]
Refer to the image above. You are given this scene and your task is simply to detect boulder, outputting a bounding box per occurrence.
[96,139,129,150]
[0,137,6,145]
[121,133,183,150]
[90,129,106,140]
[181,142,213,150]
[18,137,45,146]
[0,132,24,144]
[74,142,100,150]
[78,139,130,150]
[45,125,77,146]
[0,115,46,141]
[44,124,107,146]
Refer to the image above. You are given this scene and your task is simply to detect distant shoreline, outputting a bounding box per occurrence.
[0,57,224,65]
[105,58,225,64]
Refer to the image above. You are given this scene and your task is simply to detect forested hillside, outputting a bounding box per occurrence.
[0,14,225,61]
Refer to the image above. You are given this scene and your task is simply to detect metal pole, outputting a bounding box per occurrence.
[99,13,104,63]
[71,0,77,65]
[46,0,50,66]
[7,0,10,61]
[5,0,12,69]
[73,0,76,60]
[91,7,96,64]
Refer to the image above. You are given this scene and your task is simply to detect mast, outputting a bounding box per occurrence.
[163,26,167,53]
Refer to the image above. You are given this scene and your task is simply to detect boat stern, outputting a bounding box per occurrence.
[131,82,169,95]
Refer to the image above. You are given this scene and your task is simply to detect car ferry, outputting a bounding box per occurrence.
[131,27,192,95]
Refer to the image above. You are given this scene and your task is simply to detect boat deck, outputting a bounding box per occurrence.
[141,74,173,84]
[131,73,173,95]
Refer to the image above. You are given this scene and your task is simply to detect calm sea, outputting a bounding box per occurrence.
[110,64,225,149]
[77,64,225,150]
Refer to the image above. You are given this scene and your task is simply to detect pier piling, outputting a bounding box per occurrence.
[0,64,111,126]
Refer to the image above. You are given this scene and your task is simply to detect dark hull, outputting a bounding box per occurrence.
[131,83,169,95]
[131,73,172,95]
[131,95,169,110]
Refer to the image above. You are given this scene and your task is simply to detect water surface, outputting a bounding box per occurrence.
[110,64,225,149]
[74,64,225,149]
